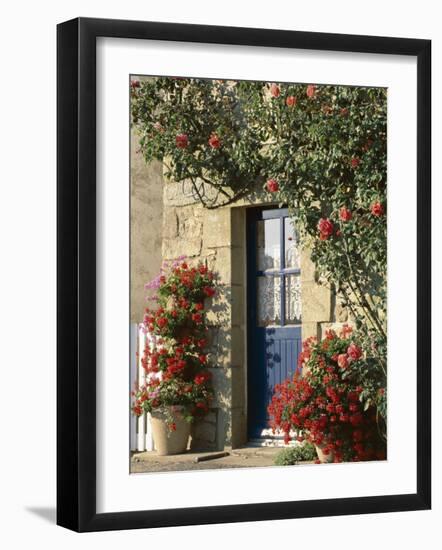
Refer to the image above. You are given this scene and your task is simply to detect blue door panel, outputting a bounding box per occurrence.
[247,207,302,439]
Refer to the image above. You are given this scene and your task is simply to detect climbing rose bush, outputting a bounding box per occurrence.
[268,326,386,463]
[132,260,216,430]
[131,77,387,424]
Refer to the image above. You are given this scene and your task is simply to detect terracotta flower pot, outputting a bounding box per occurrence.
[151,407,191,456]
[314,444,334,463]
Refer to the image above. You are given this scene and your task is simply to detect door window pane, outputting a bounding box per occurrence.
[256,218,280,271]
[257,276,281,326]
[284,217,300,270]
[285,274,302,324]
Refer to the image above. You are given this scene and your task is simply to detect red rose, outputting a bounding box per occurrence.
[339,206,352,222]
[347,342,362,360]
[350,157,361,168]
[317,218,334,240]
[130,80,140,88]
[270,83,280,97]
[176,133,189,149]
[286,95,297,107]
[198,354,207,364]
[371,201,384,217]
[208,133,221,149]
[198,265,208,275]
[337,353,349,369]
[194,302,204,311]
[306,84,316,98]
[203,286,216,297]
[266,178,279,193]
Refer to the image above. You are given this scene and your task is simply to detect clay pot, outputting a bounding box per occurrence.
[151,407,191,456]
[314,444,335,463]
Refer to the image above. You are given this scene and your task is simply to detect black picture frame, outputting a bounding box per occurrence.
[57,17,431,532]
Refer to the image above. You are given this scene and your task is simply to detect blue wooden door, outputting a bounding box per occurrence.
[247,208,302,438]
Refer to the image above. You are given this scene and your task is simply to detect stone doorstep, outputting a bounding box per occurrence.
[132,445,290,463]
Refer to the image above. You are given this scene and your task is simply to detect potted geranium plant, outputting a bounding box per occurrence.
[268,325,386,463]
[132,259,216,455]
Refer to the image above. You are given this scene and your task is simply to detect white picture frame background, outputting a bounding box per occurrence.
[96,37,417,514]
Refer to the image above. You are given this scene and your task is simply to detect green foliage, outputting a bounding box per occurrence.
[132,260,217,429]
[274,442,317,465]
[131,78,387,425]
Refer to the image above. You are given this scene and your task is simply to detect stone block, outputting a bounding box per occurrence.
[192,419,217,443]
[302,322,319,340]
[211,247,232,285]
[231,246,246,286]
[208,327,231,366]
[230,407,247,448]
[335,298,349,323]
[231,366,246,408]
[209,367,231,408]
[203,208,231,248]
[205,286,231,326]
[231,285,245,324]
[300,247,317,282]
[162,207,178,239]
[162,237,202,260]
[301,281,332,323]
[230,207,246,248]
[231,326,245,366]
[178,207,203,239]
[163,179,199,207]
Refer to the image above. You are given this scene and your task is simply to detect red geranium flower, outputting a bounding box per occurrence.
[203,286,216,297]
[192,312,203,324]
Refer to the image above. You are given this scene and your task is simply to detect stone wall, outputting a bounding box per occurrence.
[161,181,248,450]
[160,178,351,450]
[300,250,351,340]
[130,152,351,450]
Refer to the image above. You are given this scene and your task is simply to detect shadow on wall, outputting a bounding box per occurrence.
[190,285,233,451]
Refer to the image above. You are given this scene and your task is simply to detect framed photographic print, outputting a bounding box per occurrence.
[57,17,431,532]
